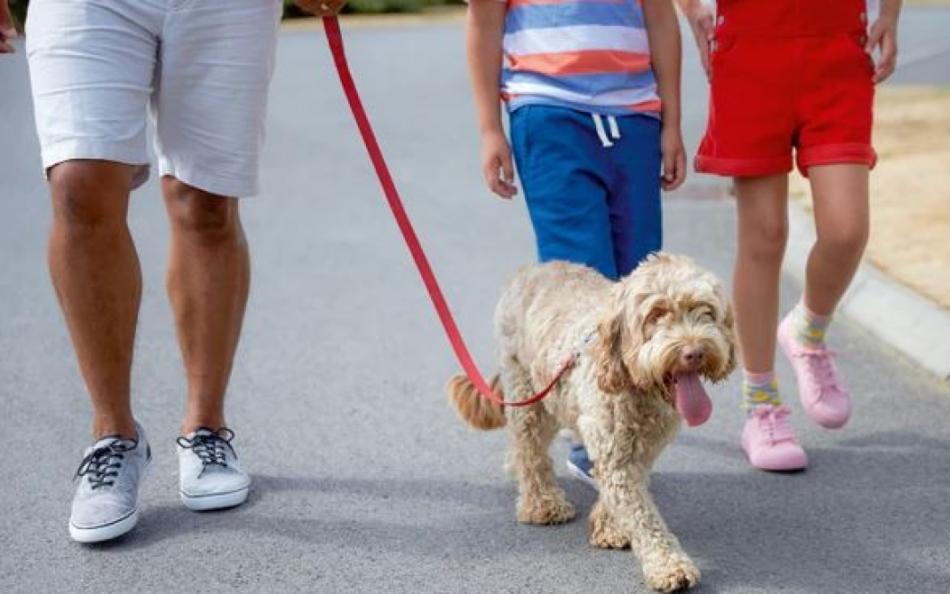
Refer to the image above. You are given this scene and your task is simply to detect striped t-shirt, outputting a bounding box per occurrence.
[500,0,661,117]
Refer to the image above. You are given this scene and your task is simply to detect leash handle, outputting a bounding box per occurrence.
[322,17,565,408]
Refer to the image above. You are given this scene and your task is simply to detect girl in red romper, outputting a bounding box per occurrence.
[680,0,902,471]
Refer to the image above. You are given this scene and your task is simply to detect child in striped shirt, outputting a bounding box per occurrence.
[467,0,685,484]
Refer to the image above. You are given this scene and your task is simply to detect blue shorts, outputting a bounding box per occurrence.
[509,105,662,280]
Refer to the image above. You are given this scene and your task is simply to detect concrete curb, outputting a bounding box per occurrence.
[786,202,950,381]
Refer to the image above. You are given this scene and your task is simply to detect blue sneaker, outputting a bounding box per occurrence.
[566,444,597,489]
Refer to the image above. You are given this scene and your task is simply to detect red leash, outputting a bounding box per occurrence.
[322,17,573,408]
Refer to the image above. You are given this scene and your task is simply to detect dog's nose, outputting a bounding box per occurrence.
[680,346,706,370]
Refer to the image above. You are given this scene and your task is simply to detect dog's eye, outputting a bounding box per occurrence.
[645,307,669,326]
[695,307,715,322]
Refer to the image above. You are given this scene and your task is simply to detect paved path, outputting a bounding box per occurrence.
[2,10,950,594]
[890,6,950,85]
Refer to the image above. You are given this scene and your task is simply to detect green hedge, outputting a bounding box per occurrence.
[8,0,458,26]
[10,0,26,26]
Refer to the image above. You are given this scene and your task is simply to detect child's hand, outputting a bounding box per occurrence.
[295,0,348,16]
[661,126,687,192]
[679,0,714,79]
[0,0,17,54]
[481,129,518,200]
[866,14,898,84]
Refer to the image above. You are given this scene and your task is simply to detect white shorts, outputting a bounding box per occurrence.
[26,0,283,197]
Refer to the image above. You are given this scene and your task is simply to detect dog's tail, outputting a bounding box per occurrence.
[447,373,507,430]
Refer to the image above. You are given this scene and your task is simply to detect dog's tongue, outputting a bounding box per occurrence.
[673,373,712,427]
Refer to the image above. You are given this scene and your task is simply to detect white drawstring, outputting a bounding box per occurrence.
[607,116,621,141]
[591,113,620,148]
[591,113,612,147]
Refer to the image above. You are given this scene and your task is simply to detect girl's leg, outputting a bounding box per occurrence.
[803,164,869,315]
[733,174,789,374]
[775,164,868,430]
[733,174,808,471]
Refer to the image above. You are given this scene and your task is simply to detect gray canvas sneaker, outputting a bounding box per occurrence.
[177,427,250,511]
[69,424,151,543]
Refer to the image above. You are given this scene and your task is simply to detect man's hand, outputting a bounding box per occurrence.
[866,13,899,84]
[1,0,18,54]
[677,0,714,78]
[295,0,348,17]
[660,125,687,192]
[480,129,517,200]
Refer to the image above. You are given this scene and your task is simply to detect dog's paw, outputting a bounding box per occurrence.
[643,557,700,592]
[587,505,630,549]
[516,494,576,525]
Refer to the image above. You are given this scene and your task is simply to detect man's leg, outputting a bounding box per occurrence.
[48,161,141,440]
[49,160,155,543]
[151,0,279,511]
[25,0,164,542]
[162,178,249,434]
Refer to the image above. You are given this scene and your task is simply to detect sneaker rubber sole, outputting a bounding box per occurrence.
[69,508,139,543]
[180,485,249,511]
[741,439,808,472]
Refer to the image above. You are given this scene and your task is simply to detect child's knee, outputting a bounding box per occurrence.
[817,223,868,259]
[743,218,788,262]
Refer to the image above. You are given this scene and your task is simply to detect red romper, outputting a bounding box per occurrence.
[695,0,877,177]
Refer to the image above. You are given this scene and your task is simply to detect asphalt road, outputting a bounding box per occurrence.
[2,9,950,594]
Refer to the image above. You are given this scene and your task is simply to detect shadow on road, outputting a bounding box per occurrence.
[94,431,950,592]
[658,431,950,592]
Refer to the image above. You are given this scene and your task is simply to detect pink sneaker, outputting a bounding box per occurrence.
[741,405,808,471]
[778,314,852,429]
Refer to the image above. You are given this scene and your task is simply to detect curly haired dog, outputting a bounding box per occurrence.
[448,254,736,592]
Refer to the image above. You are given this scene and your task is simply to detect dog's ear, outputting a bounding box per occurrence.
[592,282,660,394]
[592,308,632,394]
